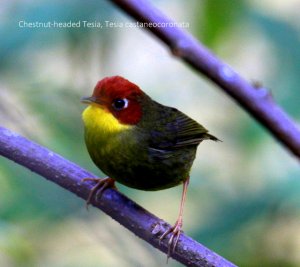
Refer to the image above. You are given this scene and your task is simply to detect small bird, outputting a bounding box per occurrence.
[81,76,219,257]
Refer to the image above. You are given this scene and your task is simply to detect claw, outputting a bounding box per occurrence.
[81,177,115,209]
[159,219,183,261]
[158,177,190,261]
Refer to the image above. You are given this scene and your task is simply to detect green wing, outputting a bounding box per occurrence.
[148,106,219,151]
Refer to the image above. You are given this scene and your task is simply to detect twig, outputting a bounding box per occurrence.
[0,126,236,267]
[109,0,300,160]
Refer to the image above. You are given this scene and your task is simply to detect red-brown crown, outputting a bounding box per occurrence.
[91,76,144,125]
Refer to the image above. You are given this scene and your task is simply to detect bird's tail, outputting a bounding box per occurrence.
[202,133,221,142]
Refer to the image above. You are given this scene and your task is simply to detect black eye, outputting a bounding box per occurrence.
[112,98,129,110]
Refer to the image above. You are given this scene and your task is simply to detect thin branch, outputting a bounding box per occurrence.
[0,126,236,267]
[109,0,300,160]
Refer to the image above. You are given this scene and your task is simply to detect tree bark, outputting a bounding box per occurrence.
[109,0,300,160]
[0,126,236,267]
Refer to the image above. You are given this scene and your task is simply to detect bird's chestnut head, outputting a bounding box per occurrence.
[81,76,143,125]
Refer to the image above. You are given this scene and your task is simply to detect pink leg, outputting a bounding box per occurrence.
[159,176,190,259]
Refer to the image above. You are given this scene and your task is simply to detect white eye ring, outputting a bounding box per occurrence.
[112,98,129,110]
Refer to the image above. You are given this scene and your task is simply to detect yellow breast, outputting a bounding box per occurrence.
[82,104,133,157]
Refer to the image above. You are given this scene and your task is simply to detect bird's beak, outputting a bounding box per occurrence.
[81,96,98,104]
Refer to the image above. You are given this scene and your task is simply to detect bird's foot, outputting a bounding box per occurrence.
[159,219,183,260]
[81,177,116,209]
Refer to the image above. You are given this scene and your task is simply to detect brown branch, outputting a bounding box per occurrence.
[0,126,237,267]
[109,0,300,160]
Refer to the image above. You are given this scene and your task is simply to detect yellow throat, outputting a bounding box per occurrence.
[82,105,131,134]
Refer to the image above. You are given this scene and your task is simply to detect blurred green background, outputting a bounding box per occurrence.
[1,0,300,266]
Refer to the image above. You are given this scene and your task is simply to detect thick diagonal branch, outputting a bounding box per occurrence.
[109,0,300,159]
[0,126,236,267]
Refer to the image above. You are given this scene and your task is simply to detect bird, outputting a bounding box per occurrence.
[81,76,219,257]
